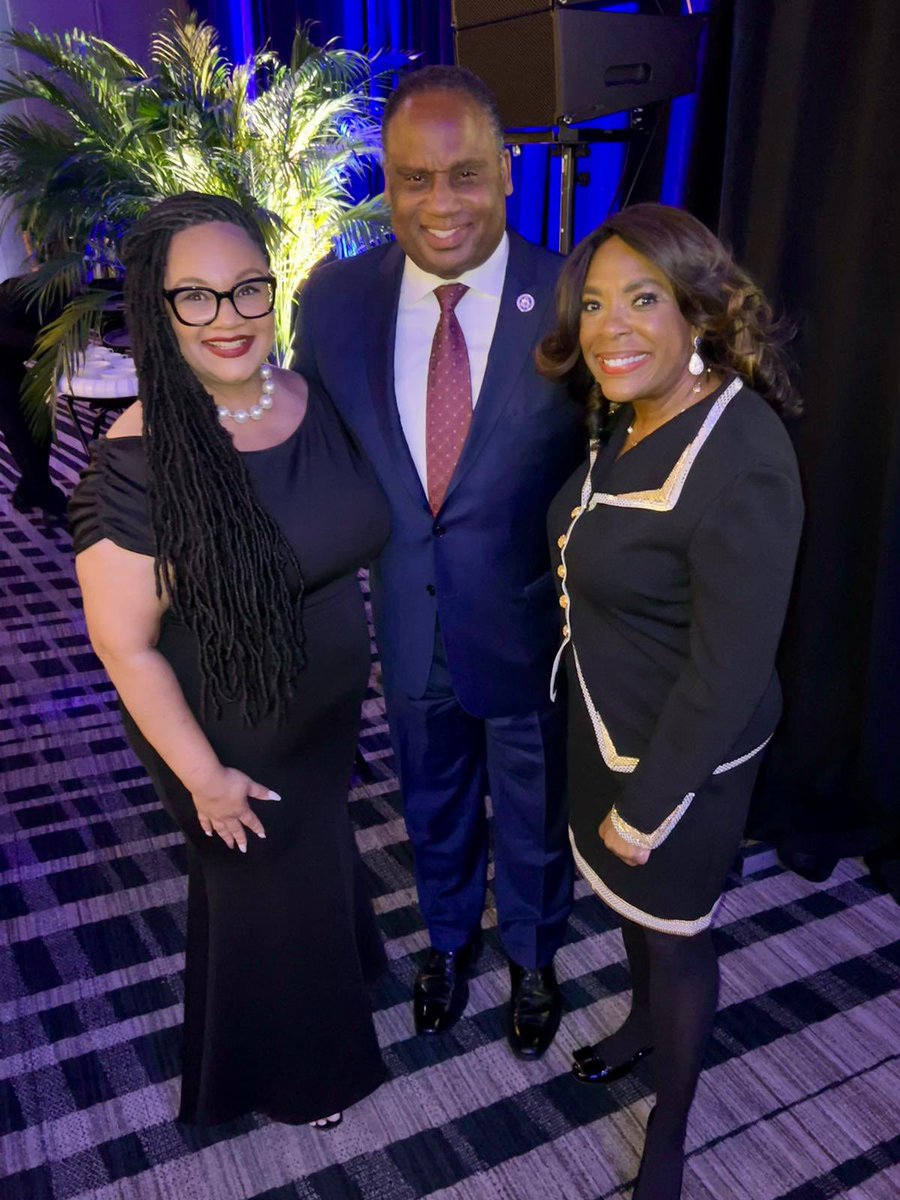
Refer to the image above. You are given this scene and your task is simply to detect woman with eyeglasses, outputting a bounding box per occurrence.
[69,192,390,1128]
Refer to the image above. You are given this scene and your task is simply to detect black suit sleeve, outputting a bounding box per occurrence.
[611,462,804,843]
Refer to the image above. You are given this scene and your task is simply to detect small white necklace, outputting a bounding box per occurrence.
[626,409,685,445]
[625,373,713,445]
[217,363,275,425]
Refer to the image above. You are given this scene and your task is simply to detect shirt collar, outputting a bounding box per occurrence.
[399,232,510,308]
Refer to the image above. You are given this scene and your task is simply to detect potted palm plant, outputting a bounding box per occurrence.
[0,9,393,436]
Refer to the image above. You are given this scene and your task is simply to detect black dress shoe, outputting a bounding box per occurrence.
[507,962,562,1059]
[413,940,478,1035]
[571,1040,653,1084]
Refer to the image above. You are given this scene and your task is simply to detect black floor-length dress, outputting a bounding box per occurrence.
[70,384,391,1123]
[548,377,803,935]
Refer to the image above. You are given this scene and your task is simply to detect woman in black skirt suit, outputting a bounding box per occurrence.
[70,193,390,1127]
[539,204,803,1198]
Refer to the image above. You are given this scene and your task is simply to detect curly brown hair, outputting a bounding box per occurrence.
[536,203,801,427]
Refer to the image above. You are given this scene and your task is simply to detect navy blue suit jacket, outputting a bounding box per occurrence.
[293,230,585,718]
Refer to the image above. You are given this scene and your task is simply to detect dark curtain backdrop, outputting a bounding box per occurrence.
[195,2,453,77]
[685,0,900,892]
[254,0,453,65]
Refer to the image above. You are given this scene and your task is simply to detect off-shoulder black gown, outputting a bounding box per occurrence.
[70,384,391,1124]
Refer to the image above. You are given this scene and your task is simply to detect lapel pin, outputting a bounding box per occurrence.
[516,292,535,313]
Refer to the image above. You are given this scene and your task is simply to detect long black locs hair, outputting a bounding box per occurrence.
[122,191,304,726]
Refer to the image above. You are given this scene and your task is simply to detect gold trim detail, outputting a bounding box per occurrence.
[610,797,693,849]
[571,645,638,771]
[570,830,718,936]
[713,735,773,775]
[587,377,743,513]
[607,734,773,848]
[550,489,587,701]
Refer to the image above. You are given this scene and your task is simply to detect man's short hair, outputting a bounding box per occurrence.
[381,65,505,149]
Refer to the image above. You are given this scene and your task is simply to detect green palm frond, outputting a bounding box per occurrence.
[2,27,143,82]
[0,120,78,228]
[0,28,147,137]
[289,23,322,72]
[17,253,91,320]
[22,289,118,436]
[0,7,399,435]
[150,12,231,105]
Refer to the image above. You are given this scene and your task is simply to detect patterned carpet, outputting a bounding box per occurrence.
[1,415,899,1200]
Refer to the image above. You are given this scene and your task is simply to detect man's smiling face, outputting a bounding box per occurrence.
[383,89,512,279]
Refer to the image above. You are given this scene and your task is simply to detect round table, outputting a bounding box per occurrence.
[58,345,138,451]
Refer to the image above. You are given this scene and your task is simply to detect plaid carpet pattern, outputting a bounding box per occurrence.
[1,414,899,1200]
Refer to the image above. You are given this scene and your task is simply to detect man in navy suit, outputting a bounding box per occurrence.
[294,66,584,1058]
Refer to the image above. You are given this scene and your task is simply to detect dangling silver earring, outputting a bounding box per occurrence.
[688,335,705,377]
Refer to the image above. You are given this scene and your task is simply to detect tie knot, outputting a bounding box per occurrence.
[434,282,469,314]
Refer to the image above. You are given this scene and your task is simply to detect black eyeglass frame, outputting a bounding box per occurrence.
[162,275,278,327]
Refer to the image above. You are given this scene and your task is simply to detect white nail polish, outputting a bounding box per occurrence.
[267,790,281,801]
[238,843,247,854]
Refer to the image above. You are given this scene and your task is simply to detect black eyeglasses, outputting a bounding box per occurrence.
[163,276,277,326]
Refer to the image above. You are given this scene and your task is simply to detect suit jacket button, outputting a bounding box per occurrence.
[426,584,436,596]
[433,524,446,537]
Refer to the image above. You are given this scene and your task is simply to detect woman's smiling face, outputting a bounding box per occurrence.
[579,235,697,408]
[163,221,274,399]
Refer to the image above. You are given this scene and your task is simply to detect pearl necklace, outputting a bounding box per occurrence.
[216,363,275,425]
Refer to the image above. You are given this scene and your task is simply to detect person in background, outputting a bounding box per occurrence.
[539,203,803,1198]
[70,192,389,1128]
[294,66,584,1058]
[0,273,67,517]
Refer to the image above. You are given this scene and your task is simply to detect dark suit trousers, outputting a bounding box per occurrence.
[383,622,573,968]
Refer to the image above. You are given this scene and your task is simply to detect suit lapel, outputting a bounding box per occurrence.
[441,231,553,506]
[366,243,429,508]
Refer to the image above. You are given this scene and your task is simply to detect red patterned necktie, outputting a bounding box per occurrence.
[425,283,472,514]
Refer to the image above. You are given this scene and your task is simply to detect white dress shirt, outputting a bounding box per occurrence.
[394,233,510,491]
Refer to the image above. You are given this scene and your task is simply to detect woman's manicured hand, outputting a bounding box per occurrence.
[191,766,280,851]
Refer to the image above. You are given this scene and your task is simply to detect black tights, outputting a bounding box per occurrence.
[599,917,719,1199]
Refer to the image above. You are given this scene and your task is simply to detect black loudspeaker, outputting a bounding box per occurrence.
[452,0,612,29]
[452,0,555,27]
[453,7,705,129]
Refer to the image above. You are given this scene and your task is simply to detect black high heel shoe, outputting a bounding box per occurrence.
[571,1040,653,1084]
